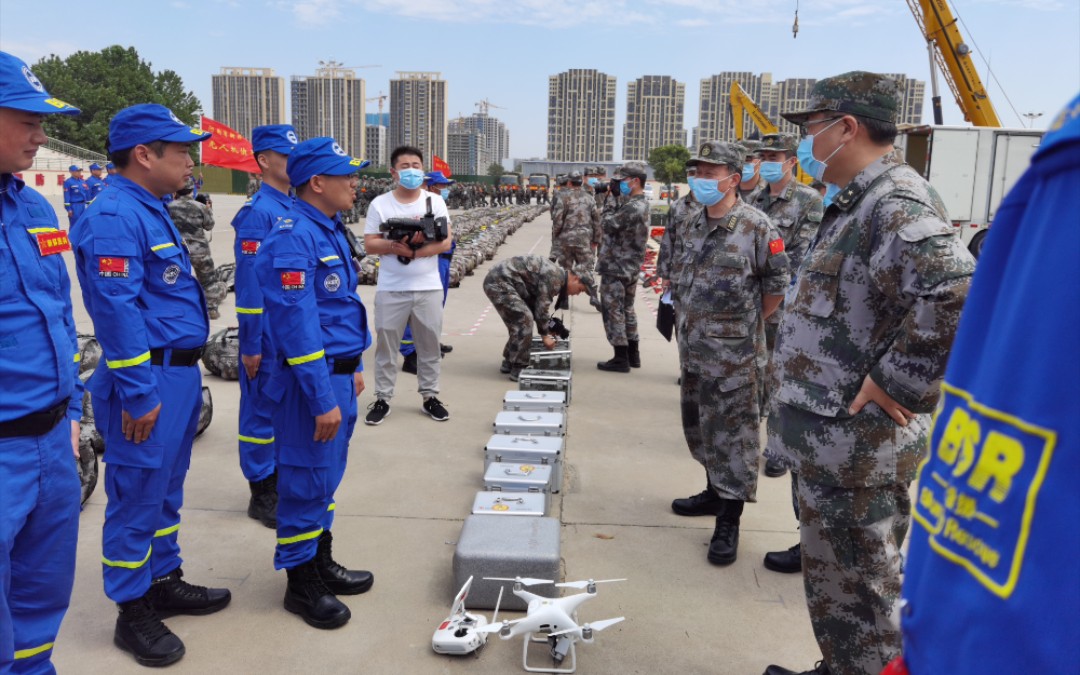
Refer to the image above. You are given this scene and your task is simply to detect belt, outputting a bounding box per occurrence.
[150,347,205,367]
[0,399,70,438]
[328,355,361,374]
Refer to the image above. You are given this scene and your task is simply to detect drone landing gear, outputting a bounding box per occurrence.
[522,631,576,673]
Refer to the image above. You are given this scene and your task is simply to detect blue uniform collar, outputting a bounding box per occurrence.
[293,198,341,231]
[108,174,171,217]
[0,172,26,195]
[257,182,293,206]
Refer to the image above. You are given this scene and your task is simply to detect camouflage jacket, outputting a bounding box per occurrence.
[168,195,214,240]
[485,255,567,331]
[657,193,700,281]
[753,179,824,325]
[553,189,600,246]
[768,155,975,487]
[597,194,649,279]
[674,201,790,381]
[739,182,765,204]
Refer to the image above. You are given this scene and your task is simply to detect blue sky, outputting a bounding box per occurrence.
[2,0,1077,159]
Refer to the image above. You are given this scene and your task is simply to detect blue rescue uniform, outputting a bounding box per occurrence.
[62,176,89,225]
[900,93,1080,673]
[72,174,209,604]
[255,199,370,569]
[0,173,82,674]
[231,183,293,482]
[86,175,106,202]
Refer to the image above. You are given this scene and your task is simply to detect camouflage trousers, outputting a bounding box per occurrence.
[483,279,533,369]
[680,369,761,501]
[797,478,910,675]
[185,238,226,312]
[556,237,594,273]
[599,276,638,346]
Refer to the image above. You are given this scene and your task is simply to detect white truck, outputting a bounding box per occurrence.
[896,125,1043,257]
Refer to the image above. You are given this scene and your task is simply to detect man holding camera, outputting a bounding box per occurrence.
[363,146,452,425]
[483,255,594,381]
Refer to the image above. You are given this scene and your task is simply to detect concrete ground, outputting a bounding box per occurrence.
[51,194,821,675]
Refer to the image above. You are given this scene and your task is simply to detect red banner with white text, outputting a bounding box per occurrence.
[432,155,452,178]
[200,116,260,173]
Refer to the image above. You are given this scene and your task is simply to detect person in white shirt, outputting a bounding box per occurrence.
[362,145,453,424]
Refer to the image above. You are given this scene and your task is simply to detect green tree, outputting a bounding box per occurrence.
[647,145,692,188]
[32,46,202,155]
[486,162,504,178]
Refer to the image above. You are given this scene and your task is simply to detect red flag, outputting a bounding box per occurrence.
[432,155,452,178]
[199,116,261,173]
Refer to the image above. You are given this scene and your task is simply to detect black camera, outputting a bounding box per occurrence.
[378,196,448,264]
[545,316,570,340]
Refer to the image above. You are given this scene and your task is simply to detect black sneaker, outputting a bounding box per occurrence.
[422,397,449,421]
[440,343,453,354]
[364,399,390,426]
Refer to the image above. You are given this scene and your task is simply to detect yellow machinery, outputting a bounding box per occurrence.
[728,82,813,184]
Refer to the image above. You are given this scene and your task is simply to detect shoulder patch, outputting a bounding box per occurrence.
[769,238,786,255]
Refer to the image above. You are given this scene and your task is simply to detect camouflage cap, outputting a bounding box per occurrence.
[781,71,901,126]
[568,170,583,181]
[759,133,798,154]
[613,161,647,181]
[570,265,599,304]
[556,173,569,185]
[739,139,762,157]
[687,140,743,171]
[585,165,606,176]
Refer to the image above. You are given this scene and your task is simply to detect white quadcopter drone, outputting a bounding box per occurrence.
[478,576,626,674]
[432,575,503,656]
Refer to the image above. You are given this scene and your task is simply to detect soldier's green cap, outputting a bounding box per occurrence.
[586,165,606,176]
[568,170,582,181]
[759,133,798,154]
[687,140,743,171]
[781,71,901,126]
[570,265,598,304]
[613,161,647,181]
[739,139,762,157]
[556,174,569,185]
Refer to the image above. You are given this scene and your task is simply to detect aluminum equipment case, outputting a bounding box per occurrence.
[517,368,572,404]
[482,461,553,513]
[530,337,570,352]
[503,390,567,413]
[484,434,564,493]
[493,411,565,437]
[453,515,561,610]
[529,349,572,370]
[471,491,547,517]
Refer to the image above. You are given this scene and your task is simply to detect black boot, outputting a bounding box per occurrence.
[114,596,185,667]
[284,559,351,629]
[707,500,744,566]
[499,359,512,374]
[764,457,788,478]
[248,471,278,529]
[763,543,802,574]
[316,530,374,596]
[145,567,231,617]
[671,479,724,517]
[597,346,631,373]
[401,351,417,374]
[627,340,641,368]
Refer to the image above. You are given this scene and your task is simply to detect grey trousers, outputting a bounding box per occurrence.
[374,290,443,401]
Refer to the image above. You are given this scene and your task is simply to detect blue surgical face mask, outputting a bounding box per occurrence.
[440,188,450,200]
[690,177,728,207]
[796,118,845,182]
[587,177,598,186]
[823,183,841,208]
[759,161,786,184]
[397,168,424,190]
[619,180,631,196]
[741,163,757,182]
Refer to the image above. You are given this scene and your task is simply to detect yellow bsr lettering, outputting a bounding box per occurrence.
[936,407,1024,503]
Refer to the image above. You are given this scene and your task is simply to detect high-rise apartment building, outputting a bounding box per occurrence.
[696,72,774,144]
[389,72,447,163]
[365,124,388,169]
[211,67,285,138]
[290,62,366,158]
[447,118,488,176]
[547,69,617,162]
[622,75,686,162]
[886,73,926,125]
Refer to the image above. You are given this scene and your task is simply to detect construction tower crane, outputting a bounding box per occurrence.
[475,99,506,116]
[366,92,388,118]
[905,0,1001,126]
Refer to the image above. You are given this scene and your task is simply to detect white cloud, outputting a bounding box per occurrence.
[286,0,346,26]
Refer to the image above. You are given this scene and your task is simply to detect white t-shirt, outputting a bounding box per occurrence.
[364,191,451,292]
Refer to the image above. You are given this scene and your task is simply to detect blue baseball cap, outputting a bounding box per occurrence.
[68,164,81,172]
[0,51,79,115]
[105,162,115,170]
[89,163,102,171]
[424,171,453,186]
[108,103,211,153]
[286,137,370,187]
[252,124,299,154]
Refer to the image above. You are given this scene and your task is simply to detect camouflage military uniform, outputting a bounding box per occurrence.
[767,72,976,675]
[482,255,569,370]
[553,188,600,271]
[656,191,700,291]
[168,193,226,316]
[596,193,649,346]
[675,200,789,502]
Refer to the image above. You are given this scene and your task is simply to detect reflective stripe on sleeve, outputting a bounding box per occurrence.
[150,242,176,252]
[74,353,81,363]
[319,255,341,263]
[27,227,59,234]
[14,642,54,660]
[238,435,274,445]
[285,350,325,366]
[277,528,324,546]
[236,307,264,315]
[327,503,336,512]
[102,546,152,569]
[106,351,151,369]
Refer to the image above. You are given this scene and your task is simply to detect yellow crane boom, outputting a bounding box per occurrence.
[906,0,1001,126]
[729,82,778,141]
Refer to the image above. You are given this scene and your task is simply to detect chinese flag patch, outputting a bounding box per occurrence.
[98,256,129,278]
[241,240,260,255]
[36,230,71,256]
[768,238,785,255]
[281,271,305,290]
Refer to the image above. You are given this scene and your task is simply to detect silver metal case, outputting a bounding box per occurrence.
[484,434,564,493]
[502,390,567,413]
[517,368,572,404]
[483,462,553,513]
[471,490,547,517]
[529,349,572,370]
[531,337,570,352]
[493,411,565,437]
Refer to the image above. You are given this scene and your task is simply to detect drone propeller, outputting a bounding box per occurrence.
[484,577,554,587]
[477,617,525,634]
[554,578,627,590]
[549,616,625,638]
